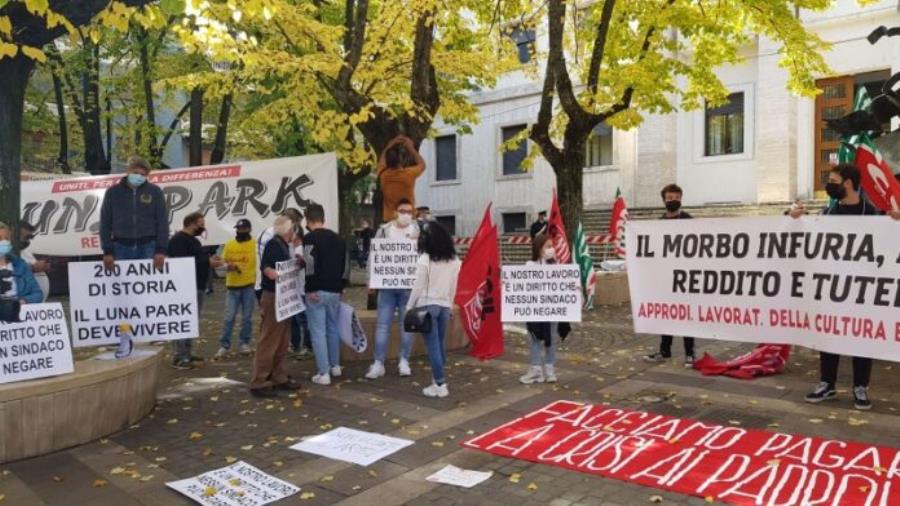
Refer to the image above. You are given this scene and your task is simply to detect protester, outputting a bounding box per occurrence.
[0,222,42,323]
[519,234,562,384]
[644,183,696,366]
[167,212,223,369]
[353,219,374,268]
[416,206,431,229]
[365,198,420,380]
[529,211,547,240]
[99,156,168,270]
[215,219,257,358]
[790,164,899,410]
[17,222,49,302]
[251,215,303,398]
[406,222,461,398]
[303,203,348,385]
[378,135,425,221]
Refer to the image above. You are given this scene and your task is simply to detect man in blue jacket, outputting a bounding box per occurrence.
[0,222,43,323]
[99,156,169,271]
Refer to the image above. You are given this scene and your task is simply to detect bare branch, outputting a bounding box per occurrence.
[586,0,616,96]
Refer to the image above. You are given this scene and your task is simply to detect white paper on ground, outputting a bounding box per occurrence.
[166,461,299,506]
[425,465,493,488]
[289,427,414,466]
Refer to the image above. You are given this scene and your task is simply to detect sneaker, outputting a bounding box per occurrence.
[298,348,312,357]
[330,366,342,377]
[804,382,836,403]
[398,358,412,377]
[519,366,545,384]
[643,352,668,363]
[544,364,558,383]
[853,386,872,411]
[171,359,193,370]
[423,382,449,398]
[214,347,229,359]
[239,344,252,355]
[365,361,386,380]
[684,355,696,368]
[312,373,331,386]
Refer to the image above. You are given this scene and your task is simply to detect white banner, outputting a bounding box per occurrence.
[501,264,583,322]
[21,153,339,256]
[627,216,900,362]
[68,258,199,347]
[275,259,304,322]
[368,239,419,289]
[0,303,74,384]
[166,461,300,506]
[290,427,414,467]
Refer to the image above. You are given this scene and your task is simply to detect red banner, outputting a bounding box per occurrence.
[548,189,571,263]
[455,205,503,360]
[856,144,900,213]
[464,400,899,505]
[694,344,791,380]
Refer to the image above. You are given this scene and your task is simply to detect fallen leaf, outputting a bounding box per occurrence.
[767,459,780,467]
[241,445,254,451]
[52,476,64,483]
[166,418,178,424]
[92,479,108,488]
[848,418,869,427]
[808,418,823,424]
[293,399,303,408]
[110,467,126,475]
[0,493,5,502]
[321,475,334,482]
[225,456,237,464]
[650,496,663,504]
[189,432,204,441]
[859,485,870,493]
[367,470,377,477]
[203,487,217,497]
[527,482,538,492]
[229,478,241,486]
[300,491,316,500]
[139,475,154,482]
[203,448,214,457]
[273,461,284,468]
[154,457,167,463]
[509,473,521,483]
[431,441,444,447]
[727,420,741,426]
[705,496,715,503]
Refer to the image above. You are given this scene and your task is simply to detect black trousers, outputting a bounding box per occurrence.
[660,335,694,357]
[820,352,871,387]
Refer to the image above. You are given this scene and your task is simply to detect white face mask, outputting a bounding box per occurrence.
[542,248,555,261]
[396,213,412,226]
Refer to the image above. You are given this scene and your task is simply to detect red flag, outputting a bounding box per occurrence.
[548,189,571,263]
[855,143,900,213]
[455,205,503,360]
[693,344,791,380]
[608,187,629,258]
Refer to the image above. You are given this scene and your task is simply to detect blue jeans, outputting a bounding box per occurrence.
[291,310,311,351]
[374,289,412,363]
[423,305,450,384]
[112,241,156,261]
[306,291,341,375]
[529,329,556,367]
[220,286,256,348]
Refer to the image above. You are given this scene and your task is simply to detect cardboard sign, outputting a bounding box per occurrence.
[275,260,304,322]
[501,264,582,322]
[368,239,419,289]
[166,461,300,505]
[290,427,414,466]
[0,303,74,384]
[68,258,199,347]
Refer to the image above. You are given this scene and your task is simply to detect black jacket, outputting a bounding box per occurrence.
[99,178,169,255]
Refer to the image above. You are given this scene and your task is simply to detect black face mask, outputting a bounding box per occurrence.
[236,232,251,242]
[19,240,31,250]
[825,182,847,201]
[665,200,682,212]
[194,227,206,237]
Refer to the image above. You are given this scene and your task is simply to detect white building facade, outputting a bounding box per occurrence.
[415,0,900,237]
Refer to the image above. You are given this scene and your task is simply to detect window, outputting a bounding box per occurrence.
[435,215,456,236]
[435,135,457,181]
[501,125,528,176]
[584,123,613,168]
[502,212,527,234]
[704,92,745,156]
[509,28,536,64]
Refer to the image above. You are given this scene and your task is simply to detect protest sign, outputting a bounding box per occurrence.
[501,264,582,322]
[0,303,74,384]
[68,258,198,347]
[275,260,304,322]
[627,216,900,363]
[290,427,414,466]
[21,154,338,256]
[464,400,900,506]
[425,465,493,488]
[368,239,419,289]
[166,461,300,506]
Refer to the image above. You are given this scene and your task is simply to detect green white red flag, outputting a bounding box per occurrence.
[574,221,596,310]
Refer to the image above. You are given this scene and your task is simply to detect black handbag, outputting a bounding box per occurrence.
[403,257,432,333]
[0,299,21,323]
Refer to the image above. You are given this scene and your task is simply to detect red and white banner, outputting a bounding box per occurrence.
[548,189,572,263]
[455,205,503,360]
[464,400,900,505]
[20,154,338,256]
[856,143,900,213]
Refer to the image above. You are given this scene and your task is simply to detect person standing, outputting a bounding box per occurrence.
[0,222,42,323]
[415,206,431,229]
[251,215,302,398]
[519,234,562,384]
[303,203,348,386]
[167,212,223,369]
[529,211,547,240]
[406,222,460,398]
[215,219,257,358]
[365,198,420,380]
[643,183,696,367]
[353,219,375,268]
[100,156,168,270]
[378,135,425,222]
[17,222,49,302]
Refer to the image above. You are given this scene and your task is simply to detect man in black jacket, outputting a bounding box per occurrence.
[529,211,547,240]
[100,156,168,271]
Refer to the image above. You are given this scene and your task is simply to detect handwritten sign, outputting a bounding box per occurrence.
[166,461,300,506]
[501,264,582,322]
[0,303,74,384]
[275,260,304,322]
[290,427,414,466]
[368,239,419,289]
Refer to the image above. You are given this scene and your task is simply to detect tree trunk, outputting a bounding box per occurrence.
[51,68,71,174]
[189,87,204,166]
[0,54,34,242]
[82,42,109,174]
[555,152,585,245]
[209,93,232,164]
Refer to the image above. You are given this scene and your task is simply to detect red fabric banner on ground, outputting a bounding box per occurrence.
[548,189,572,263]
[694,344,791,380]
[455,205,503,360]
[464,400,899,505]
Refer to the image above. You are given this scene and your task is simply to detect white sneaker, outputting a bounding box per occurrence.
[239,343,252,354]
[398,358,412,377]
[422,382,449,398]
[365,361,386,380]
[519,366,545,384]
[312,373,331,386]
[330,366,342,377]
[544,365,558,383]
[214,347,229,359]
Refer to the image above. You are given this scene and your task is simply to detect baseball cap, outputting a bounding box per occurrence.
[234,219,252,229]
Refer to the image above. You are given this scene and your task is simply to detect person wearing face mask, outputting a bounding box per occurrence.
[415,206,432,229]
[215,219,258,358]
[17,222,49,302]
[0,222,42,323]
[366,199,420,380]
[99,156,169,271]
[519,234,565,384]
[644,183,697,367]
[167,212,224,369]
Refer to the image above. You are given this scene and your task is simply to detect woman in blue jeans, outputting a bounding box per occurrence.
[406,222,460,398]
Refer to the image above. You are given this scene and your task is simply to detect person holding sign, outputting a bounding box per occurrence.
[251,215,303,398]
[519,234,565,384]
[366,198,420,380]
[0,223,42,323]
[215,219,257,358]
[378,135,426,222]
[406,222,460,398]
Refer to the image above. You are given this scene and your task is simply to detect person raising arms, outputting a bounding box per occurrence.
[378,135,426,222]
